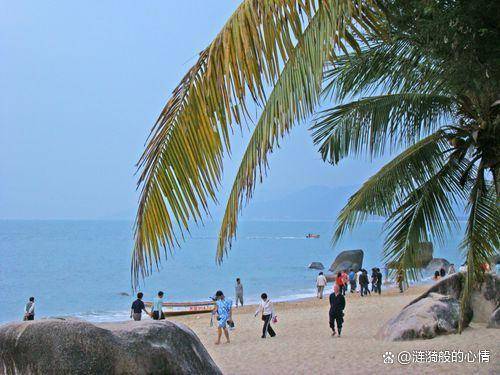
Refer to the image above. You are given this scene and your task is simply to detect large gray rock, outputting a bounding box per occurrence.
[308,262,324,270]
[387,242,434,269]
[424,258,450,277]
[0,318,221,375]
[408,272,499,325]
[329,249,363,273]
[488,307,500,328]
[377,293,461,341]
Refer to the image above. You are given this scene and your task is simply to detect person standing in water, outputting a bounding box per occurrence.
[235,278,244,307]
[24,297,35,321]
[255,293,276,338]
[151,291,165,320]
[329,284,345,337]
[214,290,232,344]
[316,272,327,299]
[130,292,149,321]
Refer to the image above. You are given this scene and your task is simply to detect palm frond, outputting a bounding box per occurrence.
[133,0,383,284]
[459,167,500,331]
[332,131,448,243]
[382,156,468,281]
[322,39,447,101]
[311,93,453,164]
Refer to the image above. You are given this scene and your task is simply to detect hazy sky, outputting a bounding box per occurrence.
[1,1,390,220]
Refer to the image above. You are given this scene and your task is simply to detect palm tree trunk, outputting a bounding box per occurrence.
[493,165,500,202]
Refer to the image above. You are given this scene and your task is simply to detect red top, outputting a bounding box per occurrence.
[336,276,344,286]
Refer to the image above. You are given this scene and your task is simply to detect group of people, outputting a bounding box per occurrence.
[316,267,384,299]
[128,278,277,345]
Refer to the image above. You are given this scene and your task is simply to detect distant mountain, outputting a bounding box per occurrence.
[239,185,358,221]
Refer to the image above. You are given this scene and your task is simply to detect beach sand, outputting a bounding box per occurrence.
[172,285,499,374]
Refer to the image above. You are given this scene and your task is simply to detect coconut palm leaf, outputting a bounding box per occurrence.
[459,168,500,331]
[332,131,449,242]
[323,40,447,101]
[382,156,468,281]
[133,0,383,283]
[311,93,453,164]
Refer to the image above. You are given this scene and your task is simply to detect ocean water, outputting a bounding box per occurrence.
[0,219,464,323]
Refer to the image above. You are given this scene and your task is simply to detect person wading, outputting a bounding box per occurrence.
[329,284,346,337]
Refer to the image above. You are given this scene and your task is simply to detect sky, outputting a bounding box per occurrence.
[0,1,391,220]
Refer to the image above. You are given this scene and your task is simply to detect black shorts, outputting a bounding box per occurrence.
[152,311,165,320]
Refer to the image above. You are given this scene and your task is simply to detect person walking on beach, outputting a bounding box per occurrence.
[235,278,244,307]
[396,270,404,293]
[341,270,349,295]
[151,291,165,320]
[375,268,382,295]
[130,292,149,321]
[213,290,233,344]
[348,269,356,293]
[359,270,370,296]
[255,293,276,338]
[316,272,327,299]
[370,268,378,293]
[439,267,446,278]
[335,272,345,296]
[329,284,345,337]
[356,269,363,293]
[448,264,456,275]
[23,297,35,321]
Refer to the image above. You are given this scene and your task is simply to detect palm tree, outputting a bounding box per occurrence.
[311,0,500,329]
[133,0,384,282]
[133,0,499,331]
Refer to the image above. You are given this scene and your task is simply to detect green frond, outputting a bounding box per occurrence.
[311,93,453,164]
[332,131,448,243]
[382,157,468,281]
[459,168,500,331]
[133,0,384,284]
[322,40,447,101]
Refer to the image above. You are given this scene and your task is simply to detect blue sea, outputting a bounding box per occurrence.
[0,220,464,323]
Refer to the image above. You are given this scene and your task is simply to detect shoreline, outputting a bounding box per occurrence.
[169,285,499,374]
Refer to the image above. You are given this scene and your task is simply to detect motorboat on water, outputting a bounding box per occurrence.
[306,233,320,239]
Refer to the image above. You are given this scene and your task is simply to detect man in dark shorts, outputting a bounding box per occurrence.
[130,292,149,321]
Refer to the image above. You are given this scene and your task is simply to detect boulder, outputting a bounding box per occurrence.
[329,249,363,274]
[407,272,499,325]
[387,242,434,269]
[487,307,500,328]
[308,262,324,270]
[0,318,221,375]
[424,258,450,277]
[377,293,461,341]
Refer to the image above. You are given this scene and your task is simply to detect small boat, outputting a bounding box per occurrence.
[306,233,320,239]
[145,300,215,317]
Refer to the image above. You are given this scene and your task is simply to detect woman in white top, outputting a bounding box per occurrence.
[254,293,276,338]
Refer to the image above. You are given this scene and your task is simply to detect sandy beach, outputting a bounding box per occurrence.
[171,285,499,374]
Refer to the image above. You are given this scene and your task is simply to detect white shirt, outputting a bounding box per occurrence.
[255,299,274,316]
[316,275,327,287]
